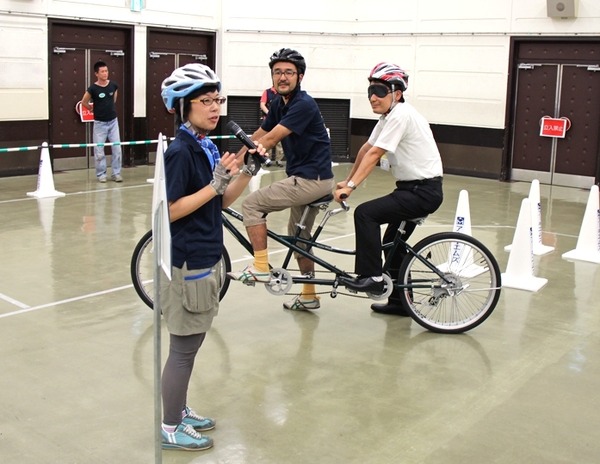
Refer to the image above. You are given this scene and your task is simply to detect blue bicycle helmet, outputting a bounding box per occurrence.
[161,63,221,111]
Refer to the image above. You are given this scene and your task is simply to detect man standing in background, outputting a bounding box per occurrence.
[81,60,123,183]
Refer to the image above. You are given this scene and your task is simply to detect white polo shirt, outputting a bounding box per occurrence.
[368,102,443,181]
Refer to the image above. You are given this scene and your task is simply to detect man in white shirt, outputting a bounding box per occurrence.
[334,62,444,315]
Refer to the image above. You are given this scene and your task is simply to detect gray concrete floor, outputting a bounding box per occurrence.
[1,163,599,464]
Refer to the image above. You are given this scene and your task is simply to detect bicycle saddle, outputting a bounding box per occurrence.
[308,193,334,208]
[408,216,428,225]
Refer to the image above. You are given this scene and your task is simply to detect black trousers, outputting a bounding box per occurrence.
[353,178,444,291]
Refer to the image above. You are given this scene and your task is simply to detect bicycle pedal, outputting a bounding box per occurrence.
[243,281,257,287]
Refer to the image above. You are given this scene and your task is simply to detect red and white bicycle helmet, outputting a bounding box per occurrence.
[161,63,221,111]
[368,62,409,92]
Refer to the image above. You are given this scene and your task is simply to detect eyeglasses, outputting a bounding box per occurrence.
[272,70,297,78]
[190,96,227,106]
[367,85,391,99]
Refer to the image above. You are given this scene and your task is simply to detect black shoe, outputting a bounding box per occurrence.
[341,276,384,294]
[371,302,410,317]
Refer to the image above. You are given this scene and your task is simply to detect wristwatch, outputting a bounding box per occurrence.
[347,180,357,190]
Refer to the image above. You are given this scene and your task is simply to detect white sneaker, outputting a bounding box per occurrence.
[98,175,107,183]
[283,295,321,311]
[227,265,271,283]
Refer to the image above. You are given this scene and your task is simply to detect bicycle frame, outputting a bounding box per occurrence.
[222,207,355,287]
[221,207,452,291]
[381,230,455,291]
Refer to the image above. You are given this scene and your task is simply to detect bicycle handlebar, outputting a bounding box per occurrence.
[338,194,350,212]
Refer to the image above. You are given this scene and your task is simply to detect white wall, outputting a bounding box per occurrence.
[220,0,599,128]
[1,0,599,127]
[0,0,221,121]
[0,14,48,119]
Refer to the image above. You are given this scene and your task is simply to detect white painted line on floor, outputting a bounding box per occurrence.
[0,284,134,319]
[0,183,152,205]
[0,292,30,309]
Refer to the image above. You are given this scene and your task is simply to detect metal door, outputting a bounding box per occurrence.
[50,21,130,171]
[50,47,126,170]
[511,63,600,187]
[146,53,203,145]
[146,52,177,146]
[145,28,215,163]
[50,47,88,163]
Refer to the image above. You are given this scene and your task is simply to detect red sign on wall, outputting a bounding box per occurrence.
[540,116,571,138]
[75,101,94,123]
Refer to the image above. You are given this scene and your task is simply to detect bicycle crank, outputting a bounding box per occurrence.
[366,274,394,301]
[264,267,293,296]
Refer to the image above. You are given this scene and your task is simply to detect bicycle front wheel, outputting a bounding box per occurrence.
[130,230,232,309]
[398,232,501,334]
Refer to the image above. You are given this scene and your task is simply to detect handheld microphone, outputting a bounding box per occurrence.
[225,120,271,166]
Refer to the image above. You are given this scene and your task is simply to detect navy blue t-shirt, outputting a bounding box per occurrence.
[262,89,333,180]
[164,129,223,269]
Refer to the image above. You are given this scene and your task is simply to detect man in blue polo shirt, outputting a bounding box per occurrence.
[228,48,334,311]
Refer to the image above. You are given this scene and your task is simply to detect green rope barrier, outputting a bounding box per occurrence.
[0,135,236,153]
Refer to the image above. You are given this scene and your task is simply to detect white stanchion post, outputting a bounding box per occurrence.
[505,180,554,255]
[153,205,163,464]
[147,135,169,184]
[562,185,600,264]
[26,142,65,199]
[501,198,548,291]
[152,133,171,464]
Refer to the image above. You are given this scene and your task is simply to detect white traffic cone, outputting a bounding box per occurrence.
[438,190,484,277]
[453,189,472,234]
[505,180,554,255]
[529,179,555,255]
[248,167,270,193]
[562,185,600,264]
[502,198,548,291]
[27,143,65,199]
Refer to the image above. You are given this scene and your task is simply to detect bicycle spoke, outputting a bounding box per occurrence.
[399,232,501,333]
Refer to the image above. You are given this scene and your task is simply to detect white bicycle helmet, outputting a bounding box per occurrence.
[368,62,409,92]
[161,63,221,111]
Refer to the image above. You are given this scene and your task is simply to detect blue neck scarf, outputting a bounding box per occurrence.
[179,124,221,172]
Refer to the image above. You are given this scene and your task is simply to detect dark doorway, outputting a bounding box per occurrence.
[508,40,600,187]
[144,29,215,164]
[49,21,131,171]
[225,96,350,162]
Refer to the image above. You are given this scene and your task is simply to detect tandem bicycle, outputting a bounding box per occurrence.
[130,194,502,334]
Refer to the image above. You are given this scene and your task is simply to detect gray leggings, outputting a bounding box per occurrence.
[162,332,206,425]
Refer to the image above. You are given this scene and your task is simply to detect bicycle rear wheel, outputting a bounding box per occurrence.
[130,230,232,309]
[398,232,501,334]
